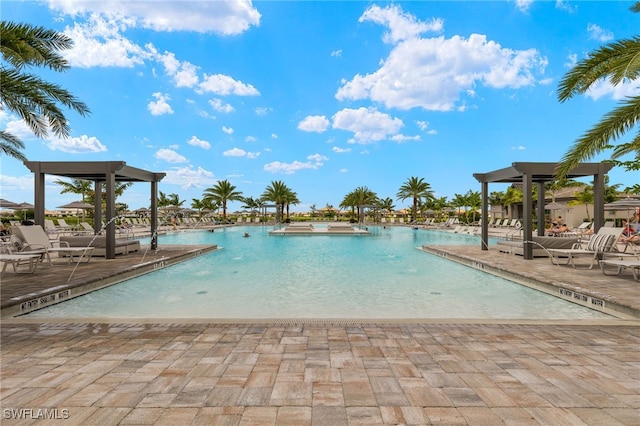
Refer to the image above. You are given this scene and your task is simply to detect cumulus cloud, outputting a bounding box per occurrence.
[161,165,216,189]
[147,92,173,115]
[359,4,443,44]
[332,107,404,144]
[0,173,33,193]
[155,148,187,163]
[584,79,639,101]
[331,49,342,57]
[223,147,260,158]
[332,146,351,153]
[222,126,234,134]
[587,23,614,42]
[337,5,547,111]
[188,136,211,149]
[209,98,235,113]
[255,107,272,115]
[515,0,534,13]
[47,135,108,153]
[298,115,330,133]
[263,154,328,174]
[199,74,260,96]
[48,0,261,35]
[155,51,200,87]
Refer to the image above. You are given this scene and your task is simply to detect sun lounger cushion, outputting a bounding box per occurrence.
[60,236,140,256]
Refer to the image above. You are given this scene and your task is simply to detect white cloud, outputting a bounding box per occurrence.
[587,23,614,42]
[198,74,260,96]
[263,154,327,174]
[62,16,151,68]
[245,136,257,142]
[511,145,526,150]
[515,0,534,13]
[155,148,187,163]
[332,107,404,144]
[222,126,234,135]
[0,173,36,193]
[585,79,639,101]
[187,136,211,150]
[415,120,429,131]
[147,92,174,115]
[564,53,578,68]
[331,49,342,57]
[332,146,351,153]
[156,51,200,87]
[390,134,421,143]
[255,107,272,115]
[339,168,348,173]
[48,0,261,35]
[161,166,216,189]
[556,1,577,13]
[271,133,278,139]
[47,135,107,153]
[360,4,443,44]
[298,115,330,133]
[223,147,260,158]
[337,5,546,111]
[209,98,235,113]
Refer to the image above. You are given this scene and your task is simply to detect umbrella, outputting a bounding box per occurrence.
[544,202,564,210]
[0,198,20,209]
[604,198,640,223]
[58,201,94,222]
[17,202,34,221]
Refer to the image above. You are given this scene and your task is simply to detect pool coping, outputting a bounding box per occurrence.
[0,245,220,319]
[418,245,640,320]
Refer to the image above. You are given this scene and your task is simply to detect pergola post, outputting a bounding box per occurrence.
[94,181,102,234]
[536,182,545,236]
[481,181,489,250]
[151,180,158,250]
[33,163,45,227]
[522,172,533,259]
[105,165,116,259]
[592,165,606,232]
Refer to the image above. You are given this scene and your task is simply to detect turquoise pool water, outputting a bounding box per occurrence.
[27,225,611,319]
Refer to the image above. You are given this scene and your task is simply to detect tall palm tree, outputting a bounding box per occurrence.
[54,178,93,202]
[556,2,640,178]
[569,186,594,222]
[283,190,300,221]
[1,21,91,161]
[203,180,243,221]
[342,186,377,223]
[397,177,434,223]
[261,180,292,223]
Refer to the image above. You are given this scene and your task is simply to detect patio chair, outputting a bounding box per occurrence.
[599,257,640,281]
[11,225,94,266]
[0,253,41,276]
[546,227,624,269]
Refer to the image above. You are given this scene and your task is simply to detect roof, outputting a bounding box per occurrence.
[24,161,165,183]
[473,162,613,184]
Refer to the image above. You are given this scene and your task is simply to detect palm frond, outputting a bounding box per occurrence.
[557,37,640,102]
[556,95,640,178]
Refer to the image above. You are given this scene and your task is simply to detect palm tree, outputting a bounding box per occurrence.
[396,177,434,223]
[54,178,93,202]
[556,2,640,178]
[569,186,594,222]
[466,190,482,223]
[283,190,300,221]
[1,21,91,161]
[203,180,243,221]
[261,180,292,223]
[342,186,377,223]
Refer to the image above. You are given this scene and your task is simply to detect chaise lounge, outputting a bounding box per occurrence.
[59,235,140,256]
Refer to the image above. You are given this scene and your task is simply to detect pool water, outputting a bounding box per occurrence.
[27,225,612,319]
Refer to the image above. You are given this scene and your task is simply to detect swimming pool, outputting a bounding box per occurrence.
[26,225,612,319]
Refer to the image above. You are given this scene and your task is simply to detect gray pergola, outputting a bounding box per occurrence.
[473,162,613,259]
[24,161,166,259]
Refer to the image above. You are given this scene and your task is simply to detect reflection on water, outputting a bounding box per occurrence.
[28,226,612,319]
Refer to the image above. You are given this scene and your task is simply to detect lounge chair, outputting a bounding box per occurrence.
[0,253,42,276]
[599,258,640,281]
[11,225,94,266]
[546,227,624,269]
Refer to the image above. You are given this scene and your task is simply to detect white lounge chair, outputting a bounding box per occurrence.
[599,258,640,280]
[11,225,94,266]
[546,227,624,269]
[0,253,42,276]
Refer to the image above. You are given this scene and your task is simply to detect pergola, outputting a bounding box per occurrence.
[473,162,613,259]
[24,161,166,259]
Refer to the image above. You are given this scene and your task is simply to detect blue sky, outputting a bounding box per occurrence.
[1,0,638,212]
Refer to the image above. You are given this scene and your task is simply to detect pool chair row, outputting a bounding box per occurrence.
[4,225,94,273]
